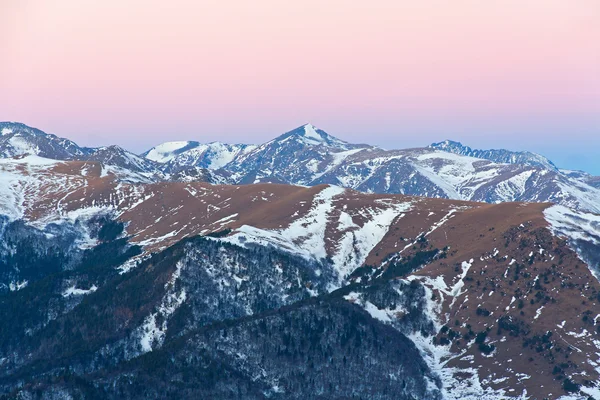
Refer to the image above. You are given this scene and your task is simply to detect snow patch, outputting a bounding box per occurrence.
[137,260,187,353]
[544,205,600,282]
[332,201,411,282]
[8,280,28,291]
[62,284,98,297]
[221,185,345,264]
[403,277,525,400]
[144,141,194,163]
[303,124,322,141]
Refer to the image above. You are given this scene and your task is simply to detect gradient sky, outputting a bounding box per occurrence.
[1,1,599,173]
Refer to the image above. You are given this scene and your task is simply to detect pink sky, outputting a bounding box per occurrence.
[1,1,599,171]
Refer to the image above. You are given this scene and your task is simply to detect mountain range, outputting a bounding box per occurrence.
[2,121,599,213]
[1,121,600,399]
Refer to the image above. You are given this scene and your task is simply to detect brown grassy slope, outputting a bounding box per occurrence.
[387,202,600,398]
[10,160,600,397]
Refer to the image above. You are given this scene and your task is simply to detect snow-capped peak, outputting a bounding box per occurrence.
[142,140,256,172]
[430,140,462,150]
[274,123,351,149]
[143,141,201,163]
[302,123,322,141]
[0,121,88,160]
[297,123,334,145]
[430,140,556,170]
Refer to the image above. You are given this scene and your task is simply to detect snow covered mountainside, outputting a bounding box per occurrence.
[0,122,88,160]
[430,139,557,170]
[2,121,599,213]
[141,123,600,212]
[143,140,257,171]
[0,122,168,183]
[2,152,600,398]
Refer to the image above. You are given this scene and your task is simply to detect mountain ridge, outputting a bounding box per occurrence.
[430,139,557,170]
[1,121,599,214]
[1,160,600,398]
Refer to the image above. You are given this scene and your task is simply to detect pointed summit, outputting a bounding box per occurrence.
[301,123,324,141]
[276,123,351,149]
